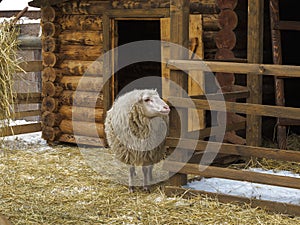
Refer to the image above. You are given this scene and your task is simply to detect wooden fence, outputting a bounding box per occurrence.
[1,36,43,137]
[164,59,300,216]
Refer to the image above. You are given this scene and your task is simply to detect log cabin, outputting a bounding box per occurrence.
[28,0,300,149]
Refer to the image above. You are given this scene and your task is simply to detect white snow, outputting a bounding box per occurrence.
[185,168,300,205]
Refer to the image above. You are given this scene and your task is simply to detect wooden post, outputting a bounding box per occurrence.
[246,0,264,146]
[270,0,287,149]
[168,0,190,186]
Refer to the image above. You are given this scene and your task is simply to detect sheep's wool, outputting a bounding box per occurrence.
[104,89,169,166]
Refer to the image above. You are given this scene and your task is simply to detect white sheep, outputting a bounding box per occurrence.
[104,89,170,192]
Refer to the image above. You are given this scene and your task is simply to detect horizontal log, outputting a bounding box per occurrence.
[59,60,103,76]
[59,119,104,138]
[168,97,300,120]
[191,88,249,100]
[163,161,300,189]
[104,8,170,18]
[166,137,300,162]
[56,15,103,31]
[60,76,103,91]
[18,36,41,49]
[164,186,300,217]
[42,52,59,67]
[111,0,170,9]
[19,60,43,72]
[59,105,103,122]
[58,45,103,61]
[1,122,41,137]
[167,60,300,77]
[60,90,103,108]
[14,92,41,104]
[14,110,41,119]
[59,134,105,146]
[190,0,220,14]
[59,31,103,46]
[61,0,111,15]
[203,14,219,31]
[278,118,300,126]
[216,0,238,10]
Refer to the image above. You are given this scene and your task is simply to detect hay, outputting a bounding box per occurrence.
[0,142,300,225]
[0,18,24,138]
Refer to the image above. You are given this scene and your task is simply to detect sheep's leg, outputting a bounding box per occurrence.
[129,166,136,193]
[149,165,153,182]
[142,165,151,192]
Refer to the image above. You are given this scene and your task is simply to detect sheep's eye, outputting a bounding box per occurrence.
[144,98,151,102]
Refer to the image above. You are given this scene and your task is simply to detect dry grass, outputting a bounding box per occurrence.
[0,19,24,138]
[0,139,300,225]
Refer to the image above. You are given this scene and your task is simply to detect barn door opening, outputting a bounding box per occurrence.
[114,20,162,97]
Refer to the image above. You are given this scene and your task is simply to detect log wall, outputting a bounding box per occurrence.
[39,0,248,145]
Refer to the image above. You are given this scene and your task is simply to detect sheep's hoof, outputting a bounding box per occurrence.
[129,186,135,193]
[143,186,151,193]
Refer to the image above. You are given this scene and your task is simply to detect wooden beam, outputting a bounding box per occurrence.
[59,134,105,147]
[1,122,42,137]
[164,186,300,217]
[167,60,300,77]
[14,92,42,104]
[247,0,264,146]
[18,36,41,50]
[166,137,300,162]
[14,110,41,119]
[19,61,43,73]
[278,21,300,31]
[168,0,190,186]
[106,8,170,18]
[167,97,300,120]
[163,161,300,189]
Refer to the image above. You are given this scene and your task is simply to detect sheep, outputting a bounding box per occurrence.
[104,89,170,192]
[0,214,12,225]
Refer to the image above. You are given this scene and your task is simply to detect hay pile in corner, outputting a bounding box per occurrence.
[0,18,24,138]
[0,143,299,225]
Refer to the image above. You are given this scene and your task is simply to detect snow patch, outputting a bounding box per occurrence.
[185,168,300,205]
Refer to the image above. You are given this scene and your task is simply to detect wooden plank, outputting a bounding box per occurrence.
[163,161,300,189]
[191,87,249,100]
[18,36,41,49]
[19,60,43,72]
[270,0,286,149]
[167,60,300,78]
[166,137,300,162]
[167,97,300,120]
[164,186,300,217]
[106,8,170,18]
[247,0,264,146]
[186,121,246,139]
[278,21,300,31]
[59,134,105,147]
[14,110,41,119]
[1,122,42,137]
[14,92,42,104]
[168,0,190,186]
[279,118,300,126]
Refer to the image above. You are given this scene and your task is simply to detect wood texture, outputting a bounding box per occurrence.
[41,6,57,22]
[42,22,61,37]
[59,60,103,76]
[2,123,41,137]
[56,15,103,31]
[59,105,104,122]
[59,31,103,46]
[42,67,61,82]
[42,96,58,112]
[168,0,190,186]
[270,0,286,149]
[61,0,111,15]
[216,0,238,10]
[60,91,103,108]
[166,137,300,162]
[59,134,105,146]
[60,76,103,91]
[164,161,300,189]
[19,60,43,73]
[247,0,264,146]
[42,81,63,97]
[167,60,300,78]
[218,9,238,29]
[42,126,61,141]
[59,119,104,138]
[58,45,103,61]
[42,111,63,127]
[167,97,300,120]
[42,36,57,52]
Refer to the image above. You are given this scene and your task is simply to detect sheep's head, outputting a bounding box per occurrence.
[139,91,170,117]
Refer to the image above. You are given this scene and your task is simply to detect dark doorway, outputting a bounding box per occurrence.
[115,20,162,97]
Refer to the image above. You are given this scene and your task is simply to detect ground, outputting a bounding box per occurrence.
[0,133,300,224]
